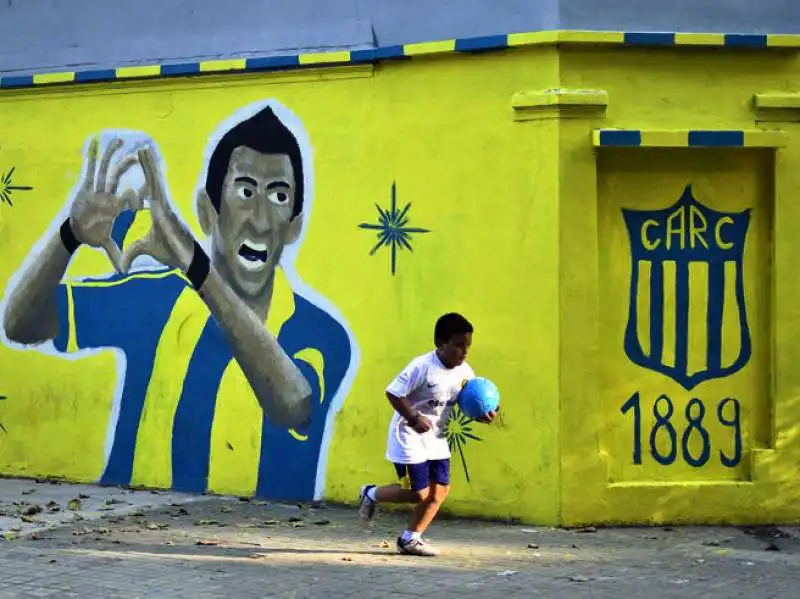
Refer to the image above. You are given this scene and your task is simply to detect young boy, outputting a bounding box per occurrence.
[357,312,498,557]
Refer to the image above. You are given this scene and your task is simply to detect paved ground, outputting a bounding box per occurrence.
[1,479,800,598]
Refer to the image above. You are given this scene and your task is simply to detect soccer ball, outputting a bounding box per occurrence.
[457,377,500,420]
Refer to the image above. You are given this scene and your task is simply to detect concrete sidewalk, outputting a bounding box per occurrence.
[1,478,800,598]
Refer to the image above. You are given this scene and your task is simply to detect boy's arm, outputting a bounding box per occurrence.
[386,391,432,433]
[385,359,431,433]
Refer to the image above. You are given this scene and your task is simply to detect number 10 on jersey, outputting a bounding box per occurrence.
[620,393,742,468]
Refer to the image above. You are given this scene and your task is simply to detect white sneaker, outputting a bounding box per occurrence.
[358,485,377,521]
[396,536,440,557]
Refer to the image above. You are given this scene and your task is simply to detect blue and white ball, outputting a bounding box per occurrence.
[458,377,500,420]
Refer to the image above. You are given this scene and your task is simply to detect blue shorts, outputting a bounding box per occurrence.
[393,459,451,491]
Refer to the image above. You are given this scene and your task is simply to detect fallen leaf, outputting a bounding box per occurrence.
[263,519,280,526]
[21,489,35,495]
[78,494,90,500]
[72,527,93,536]
[196,539,219,546]
[196,519,220,526]
[20,515,38,523]
[67,499,81,511]
[291,522,306,528]
[527,543,539,549]
[24,505,42,516]
[570,575,591,583]
[313,519,331,526]
[288,516,304,523]
[146,522,169,530]
[1,532,18,541]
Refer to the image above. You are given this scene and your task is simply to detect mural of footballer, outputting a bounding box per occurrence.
[1,100,358,501]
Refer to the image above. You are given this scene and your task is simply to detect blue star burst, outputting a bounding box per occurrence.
[445,404,482,483]
[0,167,33,206]
[357,181,430,275]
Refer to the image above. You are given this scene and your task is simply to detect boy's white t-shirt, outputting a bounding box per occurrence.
[384,350,475,464]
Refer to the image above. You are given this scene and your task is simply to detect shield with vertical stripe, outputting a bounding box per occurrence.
[621,184,751,391]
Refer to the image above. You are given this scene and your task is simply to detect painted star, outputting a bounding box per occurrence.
[0,167,33,206]
[357,181,430,275]
[445,404,482,483]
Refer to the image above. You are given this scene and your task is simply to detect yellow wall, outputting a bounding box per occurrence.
[2,43,800,526]
[0,51,561,524]
[559,47,800,525]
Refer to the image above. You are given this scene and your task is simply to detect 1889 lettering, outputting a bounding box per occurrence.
[620,393,742,468]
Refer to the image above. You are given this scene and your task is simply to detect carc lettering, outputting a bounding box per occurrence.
[639,206,736,252]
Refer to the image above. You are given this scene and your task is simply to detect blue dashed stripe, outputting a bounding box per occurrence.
[624,32,676,46]
[455,35,509,52]
[2,30,797,91]
[598,130,642,146]
[688,130,745,147]
[75,69,116,83]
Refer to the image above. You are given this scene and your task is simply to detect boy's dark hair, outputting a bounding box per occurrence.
[205,105,304,220]
[434,312,473,345]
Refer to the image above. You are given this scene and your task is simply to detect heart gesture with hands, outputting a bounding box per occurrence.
[68,137,140,271]
[118,147,198,275]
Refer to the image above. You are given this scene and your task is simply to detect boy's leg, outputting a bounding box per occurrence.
[391,462,442,557]
[358,463,429,521]
[407,459,450,537]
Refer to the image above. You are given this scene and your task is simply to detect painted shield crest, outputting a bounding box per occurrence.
[621,185,751,391]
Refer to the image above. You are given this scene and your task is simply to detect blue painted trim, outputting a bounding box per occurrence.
[0,76,34,88]
[624,32,676,46]
[455,35,509,52]
[599,130,642,146]
[2,30,798,92]
[724,34,768,48]
[373,45,407,60]
[161,62,200,76]
[687,130,744,147]
[246,55,301,70]
[75,69,116,83]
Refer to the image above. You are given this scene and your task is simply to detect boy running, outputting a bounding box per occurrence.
[358,312,498,557]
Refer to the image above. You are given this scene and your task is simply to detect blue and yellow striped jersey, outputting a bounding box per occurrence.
[50,214,352,501]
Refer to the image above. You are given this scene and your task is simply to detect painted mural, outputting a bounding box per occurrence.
[0,99,358,501]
